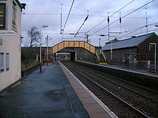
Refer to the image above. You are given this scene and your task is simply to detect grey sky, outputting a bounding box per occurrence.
[19,0,158,47]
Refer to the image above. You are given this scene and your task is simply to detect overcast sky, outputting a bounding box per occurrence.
[19,0,158,47]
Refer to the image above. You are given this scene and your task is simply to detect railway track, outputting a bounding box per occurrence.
[61,61,158,118]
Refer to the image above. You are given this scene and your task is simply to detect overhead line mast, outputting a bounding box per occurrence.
[60,4,63,34]
[145,7,149,35]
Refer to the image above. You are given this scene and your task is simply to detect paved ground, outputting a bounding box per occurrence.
[0,61,90,118]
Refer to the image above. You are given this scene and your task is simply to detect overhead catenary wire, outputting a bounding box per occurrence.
[118,22,158,38]
[22,1,157,43]
[49,0,158,12]
[21,12,149,19]
[87,0,134,33]
[98,22,158,45]
[50,0,109,13]
[89,0,155,36]
[63,0,75,31]
[74,11,89,37]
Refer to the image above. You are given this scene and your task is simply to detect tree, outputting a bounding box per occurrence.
[21,26,41,61]
[27,26,41,47]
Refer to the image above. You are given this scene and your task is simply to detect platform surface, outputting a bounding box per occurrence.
[0,61,90,118]
[59,61,116,118]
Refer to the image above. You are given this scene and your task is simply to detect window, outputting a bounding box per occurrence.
[12,2,16,28]
[6,53,9,71]
[0,3,6,29]
[0,52,4,72]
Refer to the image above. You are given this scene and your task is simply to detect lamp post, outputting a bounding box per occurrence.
[39,25,48,72]
[45,35,49,65]
[46,35,52,65]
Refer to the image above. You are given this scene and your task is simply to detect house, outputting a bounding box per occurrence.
[0,0,26,92]
[102,32,158,65]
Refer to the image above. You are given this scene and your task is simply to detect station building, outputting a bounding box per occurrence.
[0,0,25,92]
[102,32,158,65]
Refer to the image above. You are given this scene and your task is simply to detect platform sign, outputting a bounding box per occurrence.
[0,31,14,35]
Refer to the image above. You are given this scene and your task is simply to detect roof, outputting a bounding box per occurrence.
[102,32,156,51]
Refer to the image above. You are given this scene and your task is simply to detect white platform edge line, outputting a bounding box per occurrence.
[59,61,118,118]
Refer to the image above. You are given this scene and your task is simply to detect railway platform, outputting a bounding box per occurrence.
[77,61,158,78]
[103,63,158,77]
[0,61,116,118]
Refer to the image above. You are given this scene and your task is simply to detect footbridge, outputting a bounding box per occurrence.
[52,41,95,54]
[51,41,106,62]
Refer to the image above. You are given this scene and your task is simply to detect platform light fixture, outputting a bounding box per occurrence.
[39,25,48,72]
